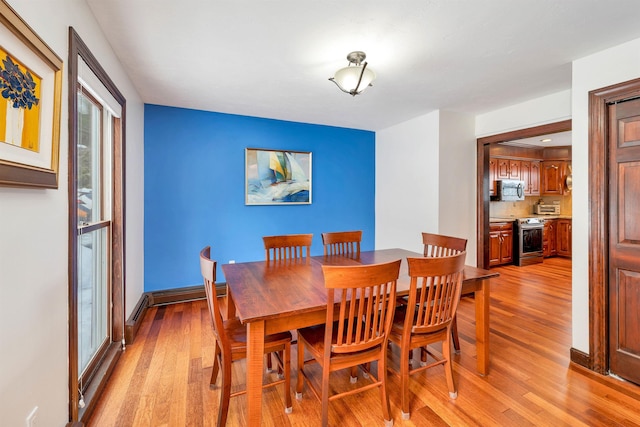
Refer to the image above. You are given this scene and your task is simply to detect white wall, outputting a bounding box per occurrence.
[0,1,144,426]
[376,111,439,253]
[438,111,477,265]
[571,36,640,353]
[475,89,572,137]
[375,110,477,263]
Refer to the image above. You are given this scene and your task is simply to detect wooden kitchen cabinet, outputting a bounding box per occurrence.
[489,157,497,196]
[557,219,572,257]
[496,159,521,180]
[521,160,540,196]
[489,222,514,267]
[543,219,557,257]
[541,161,566,195]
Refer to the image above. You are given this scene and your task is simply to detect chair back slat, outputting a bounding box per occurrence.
[405,252,466,335]
[263,233,313,263]
[422,232,467,258]
[322,230,362,257]
[322,259,401,354]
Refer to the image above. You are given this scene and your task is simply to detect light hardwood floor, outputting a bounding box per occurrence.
[88,257,640,426]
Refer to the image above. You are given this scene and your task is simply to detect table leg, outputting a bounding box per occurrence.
[246,320,265,426]
[225,284,236,319]
[474,279,490,375]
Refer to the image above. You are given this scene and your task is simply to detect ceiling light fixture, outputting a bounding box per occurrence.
[329,51,376,96]
[540,138,552,143]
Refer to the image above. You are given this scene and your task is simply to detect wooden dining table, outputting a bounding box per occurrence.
[221,248,499,426]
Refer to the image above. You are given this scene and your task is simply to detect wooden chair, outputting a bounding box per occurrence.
[262,233,313,371]
[200,246,292,426]
[296,259,401,427]
[421,232,468,353]
[387,252,466,420]
[321,230,362,258]
[263,233,313,263]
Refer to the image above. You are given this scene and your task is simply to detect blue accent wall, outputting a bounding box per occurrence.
[144,105,376,291]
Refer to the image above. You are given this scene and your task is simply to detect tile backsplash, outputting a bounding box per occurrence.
[490,194,572,218]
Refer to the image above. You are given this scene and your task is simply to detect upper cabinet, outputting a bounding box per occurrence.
[521,160,540,196]
[489,145,570,198]
[541,160,568,195]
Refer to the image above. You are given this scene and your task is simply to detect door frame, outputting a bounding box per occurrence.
[587,77,640,374]
[476,120,572,269]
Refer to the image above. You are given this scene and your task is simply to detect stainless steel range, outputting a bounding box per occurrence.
[516,218,544,266]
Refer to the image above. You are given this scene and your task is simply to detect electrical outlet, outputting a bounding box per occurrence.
[26,406,38,427]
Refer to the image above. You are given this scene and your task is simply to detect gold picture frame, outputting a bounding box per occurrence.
[0,0,62,188]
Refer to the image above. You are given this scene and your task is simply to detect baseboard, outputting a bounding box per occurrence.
[570,347,591,369]
[125,284,226,344]
[148,284,207,306]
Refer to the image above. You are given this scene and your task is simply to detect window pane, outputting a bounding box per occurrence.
[77,92,102,225]
[78,227,109,375]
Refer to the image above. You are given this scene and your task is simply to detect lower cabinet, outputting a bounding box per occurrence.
[489,222,514,267]
[557,219,572,257]
[543,218,571,258]
[543,219,557,258]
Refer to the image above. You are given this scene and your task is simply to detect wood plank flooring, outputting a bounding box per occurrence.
[87,257,640,426]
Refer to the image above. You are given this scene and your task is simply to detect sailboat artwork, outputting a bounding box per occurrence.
[246,148,312,205]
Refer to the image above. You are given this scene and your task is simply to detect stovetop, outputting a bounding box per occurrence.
[517,217,545,225]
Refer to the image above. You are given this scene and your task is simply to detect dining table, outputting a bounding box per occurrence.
[221,248,499,426]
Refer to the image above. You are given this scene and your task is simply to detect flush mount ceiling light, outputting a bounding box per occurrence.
[329,51,376,96]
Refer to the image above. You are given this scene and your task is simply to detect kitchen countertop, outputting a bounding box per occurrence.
[489,215,572,223]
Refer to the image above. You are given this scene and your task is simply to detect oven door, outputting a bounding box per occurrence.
[521,226,543,255]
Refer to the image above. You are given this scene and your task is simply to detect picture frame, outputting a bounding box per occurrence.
[245,148,312,205]
[0,0,63,188]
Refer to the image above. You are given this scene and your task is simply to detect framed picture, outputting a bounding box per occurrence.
[0,0,63,188]
[245,148,312,205]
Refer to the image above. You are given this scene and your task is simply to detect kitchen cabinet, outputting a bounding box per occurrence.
[490,157,540,197]
[496,158,521,180]
[543,219,557,258]
[557,219,572,257]
[489,158,497,196]
[541,161,566,195]
[521,160,540,196]
[489,222,514,267]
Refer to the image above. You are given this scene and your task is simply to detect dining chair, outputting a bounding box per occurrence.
[387,252,466,420]
[321,230,362,258]
[262,233,313,371]
[200,246,293,426]
[421,232,468,353]
[263,233,313,263]
[296,259,401,427]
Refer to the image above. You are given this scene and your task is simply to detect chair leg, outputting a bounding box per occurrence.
[210,341,221,386]
[443,333,457,399]
[280,343,292,413]
[378,350,392,426]
[400,345,411,420]
[266,352,273,372]
[217,353,232,427]
[451,316,461,353]
[350,365,358,383]
[321,358,331,427]
[295,338,305,399]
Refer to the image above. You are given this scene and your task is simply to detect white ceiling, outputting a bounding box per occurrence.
[85,0,640,132]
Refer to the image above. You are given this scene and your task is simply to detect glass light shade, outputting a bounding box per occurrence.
[332,65,376,95]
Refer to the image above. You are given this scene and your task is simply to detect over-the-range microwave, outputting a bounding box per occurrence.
[495,179,525,201]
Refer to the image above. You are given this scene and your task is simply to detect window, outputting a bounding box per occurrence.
[69,28,126,422]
